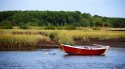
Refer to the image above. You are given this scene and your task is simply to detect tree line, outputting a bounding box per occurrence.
[0,10,125,29]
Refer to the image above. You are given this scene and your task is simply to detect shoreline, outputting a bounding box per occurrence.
[0,39,125,51]
[0,46,125,51]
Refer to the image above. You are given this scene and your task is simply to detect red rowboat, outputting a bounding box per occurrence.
[61,44,109,55]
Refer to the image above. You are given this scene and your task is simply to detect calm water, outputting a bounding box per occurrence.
[0,47,125,69]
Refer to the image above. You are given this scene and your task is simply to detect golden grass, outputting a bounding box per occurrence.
[1,29,125,40]
[56,30,125,44]
[0,29,125,50]
[0,33,50,50]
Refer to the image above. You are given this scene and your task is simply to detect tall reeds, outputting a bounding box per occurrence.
[0,29,125,50]
[0,33,49,50]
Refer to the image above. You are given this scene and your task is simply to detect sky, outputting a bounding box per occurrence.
[0,0,125,18]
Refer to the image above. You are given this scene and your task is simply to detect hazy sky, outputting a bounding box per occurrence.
[0,0,125,17]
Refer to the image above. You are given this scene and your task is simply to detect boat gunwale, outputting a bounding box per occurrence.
[63,45,108,50]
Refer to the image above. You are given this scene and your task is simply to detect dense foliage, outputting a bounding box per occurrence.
[0,10,125,29]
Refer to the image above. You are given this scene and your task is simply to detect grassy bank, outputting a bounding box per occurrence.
[0,29,125,50]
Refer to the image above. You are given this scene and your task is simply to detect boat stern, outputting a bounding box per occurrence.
[102,46,110,55]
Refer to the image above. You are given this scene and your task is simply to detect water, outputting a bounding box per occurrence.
[0,47,125,69]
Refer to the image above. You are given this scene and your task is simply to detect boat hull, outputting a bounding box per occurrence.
[62,45,108,55]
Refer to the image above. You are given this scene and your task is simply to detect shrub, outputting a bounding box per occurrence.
[45,26,55,30]
[19,22,28,29]
[92,27,101,30]
[65,25,76,30]
[26,22,38,26]
[56,26,64,30]
[49,32,57,40]
[58,38,74,45]
[0,21,13,29]
[19,25,28,29]
[0,26,13,29]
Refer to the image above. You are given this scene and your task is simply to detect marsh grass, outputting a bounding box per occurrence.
[0,29,125,50]
[0,33,49,50]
